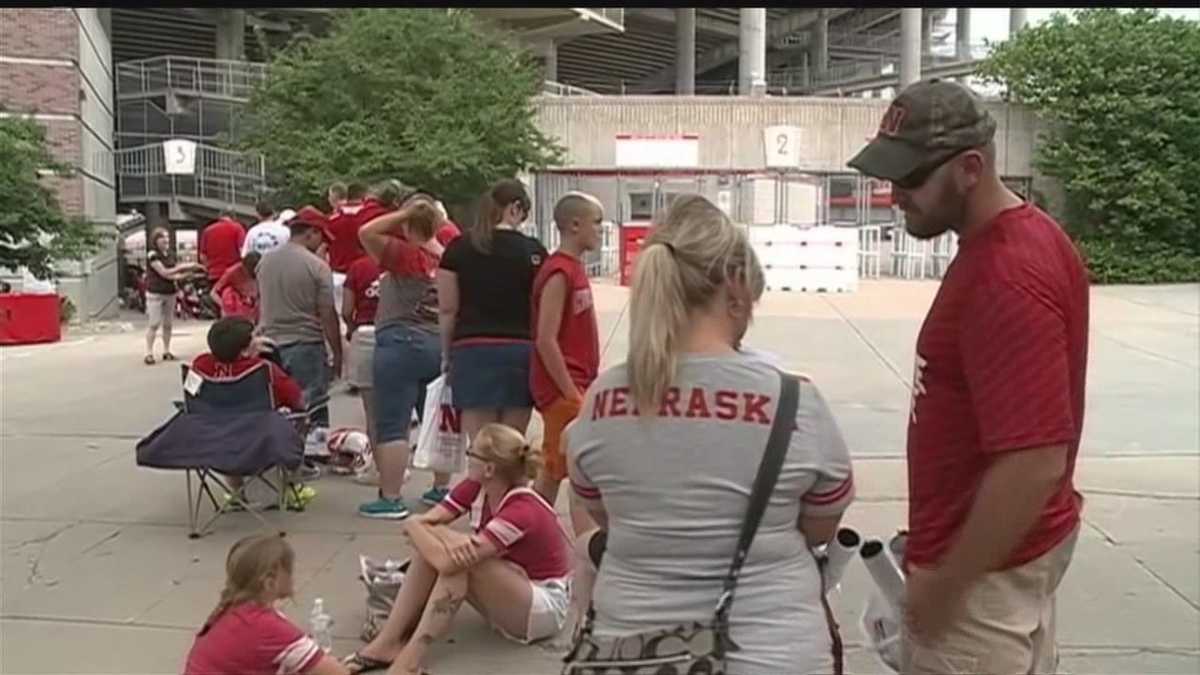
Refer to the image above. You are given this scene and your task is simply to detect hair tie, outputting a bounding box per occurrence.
[520,444,531,459]
[661,242,677,257]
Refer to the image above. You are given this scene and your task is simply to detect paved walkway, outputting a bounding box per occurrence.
[2,281,1197,673]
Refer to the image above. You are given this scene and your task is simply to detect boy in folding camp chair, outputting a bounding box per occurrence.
[191,317,317,510]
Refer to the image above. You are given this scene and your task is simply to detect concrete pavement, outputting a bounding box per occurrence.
[2,280,1197,674]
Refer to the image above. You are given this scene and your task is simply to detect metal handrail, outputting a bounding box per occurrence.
[115,142,266,208]
[542,80,601,97]
[116,56,268,100]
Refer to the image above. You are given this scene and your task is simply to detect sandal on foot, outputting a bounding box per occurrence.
[341,652,392,674]
[162,352,177,361]
[143,355,156,365]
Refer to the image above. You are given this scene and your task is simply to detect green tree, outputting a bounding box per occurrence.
[0,115,107,280]
[978,8,1200,283]
[240,9,562,209]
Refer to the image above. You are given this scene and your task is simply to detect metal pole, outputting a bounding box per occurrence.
[675,8,696,95]
[899,8,922,88]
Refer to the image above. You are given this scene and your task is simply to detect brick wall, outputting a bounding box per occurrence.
[0,8,78,60]
[0,62,80,115]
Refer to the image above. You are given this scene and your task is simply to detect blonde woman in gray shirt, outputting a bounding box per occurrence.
[565,195,855,675]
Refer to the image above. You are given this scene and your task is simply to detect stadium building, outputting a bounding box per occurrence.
[2,8,1030,318]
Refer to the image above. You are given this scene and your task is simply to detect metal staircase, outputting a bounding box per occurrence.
[115,56,268,222]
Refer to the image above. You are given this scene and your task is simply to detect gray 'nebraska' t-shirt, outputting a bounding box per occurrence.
[257,242,334,346]
[566,350,855,675]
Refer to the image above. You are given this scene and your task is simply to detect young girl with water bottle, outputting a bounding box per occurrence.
[184,534,350,675]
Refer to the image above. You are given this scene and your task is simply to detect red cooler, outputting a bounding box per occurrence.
[619,222,651,287]
[0,293,62,345]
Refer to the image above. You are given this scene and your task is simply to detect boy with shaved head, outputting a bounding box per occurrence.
[530,192,604,533]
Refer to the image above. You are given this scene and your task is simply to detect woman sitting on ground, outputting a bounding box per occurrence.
[184,534,349,675]
[565,194,856,675]
[343,423,572,675]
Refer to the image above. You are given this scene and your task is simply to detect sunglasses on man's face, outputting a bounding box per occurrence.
[466,451,490,462]
[891,149,971,191]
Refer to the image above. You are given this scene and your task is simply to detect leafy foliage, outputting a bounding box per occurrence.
[978,9,1200,283]
[0,115,107,279]
[239,9,563,208]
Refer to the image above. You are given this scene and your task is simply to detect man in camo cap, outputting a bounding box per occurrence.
[850,79,1091,675]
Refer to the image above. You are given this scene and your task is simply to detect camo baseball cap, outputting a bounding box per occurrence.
[848,78,997,182]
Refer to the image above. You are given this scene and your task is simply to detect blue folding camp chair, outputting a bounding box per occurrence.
[136,362,310,538]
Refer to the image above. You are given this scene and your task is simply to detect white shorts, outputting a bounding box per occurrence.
[349,325,375,388]
[525,576,571,643]
[332,272,347,317]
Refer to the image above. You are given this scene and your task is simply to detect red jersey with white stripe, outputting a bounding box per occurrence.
[184,602,322,675]
[328,199,392,273]
[442,480,571,581]
[906,202,1089,570]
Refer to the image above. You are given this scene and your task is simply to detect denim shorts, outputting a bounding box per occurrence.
[449,341,534,410]
[374,323,441,444]
[278,341,329,428]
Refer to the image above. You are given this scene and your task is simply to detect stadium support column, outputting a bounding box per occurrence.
[900,8,922,88]
[215,9,245,61]
[956,8,971,60]
[1010,8,1028,36]
[738,8,766,95]
[676,9,695,95]
[812,9,829,82]
[540,39,558,82]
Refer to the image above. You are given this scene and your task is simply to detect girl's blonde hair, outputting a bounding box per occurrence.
[473,423,542,483]
[628,194,764,414]
[200,534,294,634]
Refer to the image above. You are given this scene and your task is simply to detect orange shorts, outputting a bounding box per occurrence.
[540,396,583,482]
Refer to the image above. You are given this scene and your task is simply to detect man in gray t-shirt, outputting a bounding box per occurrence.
[257,217,342,428]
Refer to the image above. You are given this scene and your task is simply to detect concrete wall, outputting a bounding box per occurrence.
[0,8,118,320]
[534,95,1040,178]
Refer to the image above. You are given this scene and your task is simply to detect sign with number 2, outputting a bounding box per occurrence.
[763,126,801,168]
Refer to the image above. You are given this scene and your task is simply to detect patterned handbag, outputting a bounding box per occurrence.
[562,372,804,675]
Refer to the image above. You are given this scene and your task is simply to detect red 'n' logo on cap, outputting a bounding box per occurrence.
[878,103,907,137]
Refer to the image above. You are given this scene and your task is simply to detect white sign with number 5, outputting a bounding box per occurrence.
[763,126,801,168]
[163,139,198,175]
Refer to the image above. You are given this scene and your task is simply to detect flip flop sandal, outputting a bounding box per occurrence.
[162,352,177,361]
[143,355,156,365]
[341,652,392,674]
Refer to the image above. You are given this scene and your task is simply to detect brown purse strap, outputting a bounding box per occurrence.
[817,551,845,675]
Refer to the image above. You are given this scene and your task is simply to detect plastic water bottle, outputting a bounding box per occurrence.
[309,597,333,653]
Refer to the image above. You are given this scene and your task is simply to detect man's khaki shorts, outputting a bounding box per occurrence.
[903,526,1080,675]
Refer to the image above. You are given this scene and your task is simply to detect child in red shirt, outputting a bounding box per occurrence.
[184,534,347,675]
[191,316,304,412]
[211,252,261,323]
[529,193,603,535]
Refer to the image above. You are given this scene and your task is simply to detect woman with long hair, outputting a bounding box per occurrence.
[143,227,202,365]
[564,195,856,674]
[343,423,572,675]
[184,534,349,675]
[356,201,445,520]
[435,179,548,489]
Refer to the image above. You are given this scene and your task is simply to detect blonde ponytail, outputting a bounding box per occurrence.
[628,243,691,415]
[627,195,764,416]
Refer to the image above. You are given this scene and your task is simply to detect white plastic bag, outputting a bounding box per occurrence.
[859,586,903,672]
[413,376,466,474]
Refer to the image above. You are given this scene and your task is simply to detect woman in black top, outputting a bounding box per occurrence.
[144,227,202,365]
[436,180,547,475]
